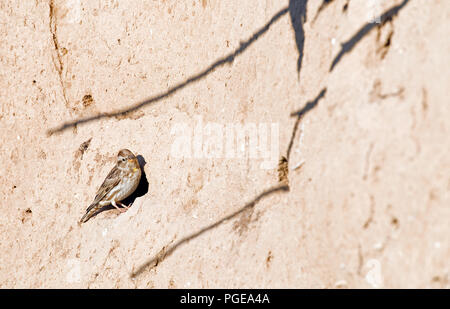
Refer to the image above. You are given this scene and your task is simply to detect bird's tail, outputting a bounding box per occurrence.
[79,203,100,223]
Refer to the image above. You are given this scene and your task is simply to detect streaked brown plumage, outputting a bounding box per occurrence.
[80,149,141,223]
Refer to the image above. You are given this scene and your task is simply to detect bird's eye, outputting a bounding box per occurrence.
[122,158,126,162]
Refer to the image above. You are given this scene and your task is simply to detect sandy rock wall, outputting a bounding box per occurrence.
[0,0,448,288]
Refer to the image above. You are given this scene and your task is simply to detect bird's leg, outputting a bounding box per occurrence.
[117,201,131,211]
[111,201,128,213]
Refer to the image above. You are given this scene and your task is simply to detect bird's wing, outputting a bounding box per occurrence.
[84,165,121,213]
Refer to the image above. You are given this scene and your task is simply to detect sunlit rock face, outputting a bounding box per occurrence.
[0,0,448,288]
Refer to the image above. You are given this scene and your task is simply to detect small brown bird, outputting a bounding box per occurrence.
[80,149,142,223]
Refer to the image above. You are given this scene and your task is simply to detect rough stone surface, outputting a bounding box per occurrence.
[0,0,448,288]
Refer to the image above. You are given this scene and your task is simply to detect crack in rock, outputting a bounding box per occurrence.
[49,0,69,108]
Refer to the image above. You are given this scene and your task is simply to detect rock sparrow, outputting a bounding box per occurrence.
[80,149,142,223]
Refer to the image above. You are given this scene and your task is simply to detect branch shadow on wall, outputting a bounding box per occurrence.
[289,0,308,80]
[48,7,290,134]
[329,0,411,72]
[286,88,327,161]
[312,0,337,24]
[130,184,289,278]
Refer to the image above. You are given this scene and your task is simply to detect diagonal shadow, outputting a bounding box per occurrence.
[286,88,327,161]
[130,184,289,278]
[289,0,308,79]
[48,7,290,134]
[312,0,335,24]
[330,0,410,72]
